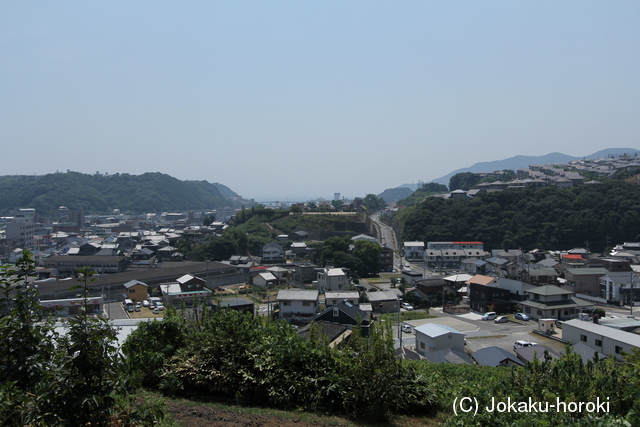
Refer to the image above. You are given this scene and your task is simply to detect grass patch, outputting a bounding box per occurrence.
[467,334,508,340]
[363,276,400,286]
[379,310,437,323]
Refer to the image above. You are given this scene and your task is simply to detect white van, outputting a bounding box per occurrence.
[514,340,538,349]
[124,299,134,312]
[481,312,497,321]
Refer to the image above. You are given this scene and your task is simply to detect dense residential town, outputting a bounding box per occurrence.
[2,153,640,425]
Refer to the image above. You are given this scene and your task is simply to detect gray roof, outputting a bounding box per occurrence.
[314,300,370,324]
[395,346,422,361]
[324,291,359,300]
[526,285,573,296]
[520,296,592,311]
[564,319,640,347]
[537,258,560,268]
[415,323,465,338]
[297,321,348,343]
[277,289,319,302]
[423,349,474,364]
[564,267,608,276]
[366,290,399,302]
[515,345,561,363]
[123,279,147,289]
[562,342,606,363]
[526,267,559,277]
[472,346,524,367]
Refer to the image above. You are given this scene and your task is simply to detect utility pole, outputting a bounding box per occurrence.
[398,306,402,348]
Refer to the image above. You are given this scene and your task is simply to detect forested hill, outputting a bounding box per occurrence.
[394,180,640,253]
[0,172,241,215]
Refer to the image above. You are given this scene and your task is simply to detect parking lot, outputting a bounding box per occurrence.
[397,308,567,356]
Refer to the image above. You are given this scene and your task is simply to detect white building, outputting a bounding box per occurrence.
[562,319,640,361]
[427,241,484,250]
[317,267,348,292]
[366,290,399,314]
[277,289,319,320]
[6,215,35,249]
[599,271,639,304]
[261,242,283,261]
[403,241,425,260]
[324,291,359,307]
[414,323,466,356]
[253,271,278,287]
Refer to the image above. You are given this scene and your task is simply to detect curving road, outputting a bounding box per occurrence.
[369,211,402,269]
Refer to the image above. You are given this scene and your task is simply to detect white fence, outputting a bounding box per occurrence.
[576,293,607,305]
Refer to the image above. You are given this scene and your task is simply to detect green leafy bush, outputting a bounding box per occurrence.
[0,253,164,426]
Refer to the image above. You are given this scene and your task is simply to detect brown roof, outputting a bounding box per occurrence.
[465,274,496,286]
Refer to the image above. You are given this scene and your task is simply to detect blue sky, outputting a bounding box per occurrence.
[1,1,639,201]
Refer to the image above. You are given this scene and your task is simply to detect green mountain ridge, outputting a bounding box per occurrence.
[0,172,243,215]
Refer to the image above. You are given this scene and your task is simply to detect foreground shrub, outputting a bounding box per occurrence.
[0,254,163,426]
[124,307,437,422]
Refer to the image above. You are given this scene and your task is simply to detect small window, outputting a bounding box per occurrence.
[615,346,623,354]
[302,302,311,307]
[333,308,339,317]
[129,289,135,294]
[595,339,602,347]
[580,334,587,342]
[420,342,425,349]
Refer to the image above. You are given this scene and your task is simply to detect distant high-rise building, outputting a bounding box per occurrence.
[334,193,340,201]
[6,213,35,249]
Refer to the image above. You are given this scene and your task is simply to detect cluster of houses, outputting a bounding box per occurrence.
[401,241,640,310]
[437,154,640,199]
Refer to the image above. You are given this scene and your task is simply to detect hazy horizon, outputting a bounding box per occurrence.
[2,2,639,201]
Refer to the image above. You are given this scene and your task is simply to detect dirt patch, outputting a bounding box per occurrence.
[165,400,353,427]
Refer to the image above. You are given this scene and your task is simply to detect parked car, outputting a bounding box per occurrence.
[152,307,160,315]
[494,316,508,323]
[134,302,142,312]
[401,324,412,333]
[142,299,150,307]
[515,312,530,321]
[481,312,497,321]
[155,302,165,311]
[514,340,538,350]
[401,302,414,311]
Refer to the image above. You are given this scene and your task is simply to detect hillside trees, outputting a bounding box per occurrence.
[319,236,382,277]
[397,181,640,252]
[363,194,387,211]
[0,172,234,215]
[396,183,449,207]
[449,172,482,191]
